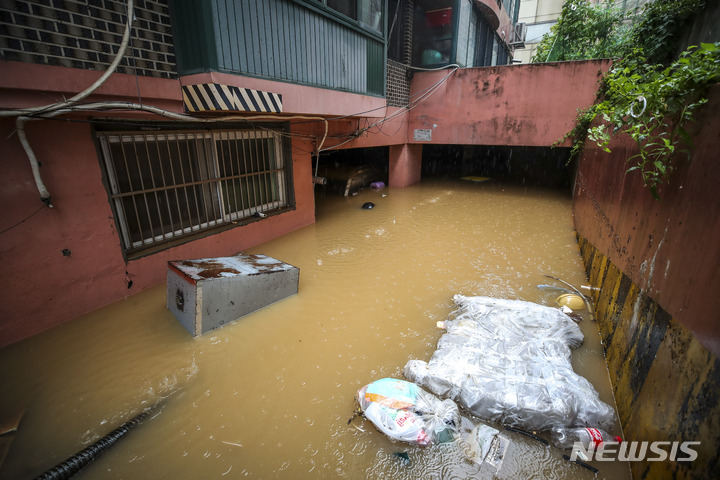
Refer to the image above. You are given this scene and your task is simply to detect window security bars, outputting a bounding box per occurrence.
[97,128,290,257]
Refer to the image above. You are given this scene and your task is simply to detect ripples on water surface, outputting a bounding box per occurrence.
[0,181,630,479]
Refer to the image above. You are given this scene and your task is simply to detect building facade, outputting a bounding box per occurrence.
[0,0,525,346]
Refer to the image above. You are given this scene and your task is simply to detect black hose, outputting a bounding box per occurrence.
[563,454,599,474]
[504,426,549,445]
[34,409,152,480]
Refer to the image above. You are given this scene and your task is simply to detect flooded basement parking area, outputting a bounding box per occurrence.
[0,180,631,479]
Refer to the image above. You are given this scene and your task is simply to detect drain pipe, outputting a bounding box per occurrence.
[16,116,52,207]
[402,0,414,66]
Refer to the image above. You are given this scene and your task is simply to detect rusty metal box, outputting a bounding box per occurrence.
[167,254,299,337]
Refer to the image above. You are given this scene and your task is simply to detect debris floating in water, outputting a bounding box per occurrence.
[541,273,595,320]
[537,284,574,294]
[460,176,492,183]
[221,441,243,448]
[362,202,375,209]
[556,294,586,310]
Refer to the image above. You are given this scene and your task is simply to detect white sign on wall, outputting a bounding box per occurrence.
[413,129,432,141]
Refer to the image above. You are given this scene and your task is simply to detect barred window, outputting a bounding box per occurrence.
[97,125,293,258]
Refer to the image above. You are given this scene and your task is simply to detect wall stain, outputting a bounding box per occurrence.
[578,234,720,480]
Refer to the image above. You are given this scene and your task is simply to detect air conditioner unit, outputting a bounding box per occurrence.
[509,22,527,48]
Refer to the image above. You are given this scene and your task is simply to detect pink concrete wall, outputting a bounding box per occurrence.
[0,61,181,111]
[0,62,342,347]
[408,60,611,147]
[0,117,316,347]
[573,84,720,356]
[389,144,423,188]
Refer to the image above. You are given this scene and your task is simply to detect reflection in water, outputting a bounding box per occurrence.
[0,181,630,479]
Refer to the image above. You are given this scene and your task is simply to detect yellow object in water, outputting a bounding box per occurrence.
[556,294,586,310]
[460,176,492,183]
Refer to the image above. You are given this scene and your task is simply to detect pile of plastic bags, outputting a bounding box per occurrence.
[404,295,616,432]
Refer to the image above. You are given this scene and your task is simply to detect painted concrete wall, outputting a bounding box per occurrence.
[574,84,720,356]
[408,59,611,147]
[388,144,423,188]
[0,61,387,347]
[0,115,317,347]
[574,85,720,478]
[578,237,720,479]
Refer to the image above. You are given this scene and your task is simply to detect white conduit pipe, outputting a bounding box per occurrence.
[16,116,51,205]
[3,0,331,205]
[2,0,134,206]
[26,102,329,195]
[34,102,328,145]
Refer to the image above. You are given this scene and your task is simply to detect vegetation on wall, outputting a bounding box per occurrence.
[533,0,629,63]
[586,43,719,198]
[537,0,719,198]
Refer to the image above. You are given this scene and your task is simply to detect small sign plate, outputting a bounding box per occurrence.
[413,128,432,141]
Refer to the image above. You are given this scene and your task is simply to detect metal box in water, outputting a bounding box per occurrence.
[167,254,299,337]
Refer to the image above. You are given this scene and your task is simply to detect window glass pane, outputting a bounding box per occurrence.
[387,0,403,61]
[417,6,453,66]
[358,0,382,32]
[456,0,471,67]
[491,36,499,66]
[328,0,357,20]
[466,5,477,67]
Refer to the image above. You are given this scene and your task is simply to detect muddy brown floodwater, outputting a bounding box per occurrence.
[0,180,631,479]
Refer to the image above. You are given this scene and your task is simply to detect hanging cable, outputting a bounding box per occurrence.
[0,203,47,235]
[0,0,135,207]
[318,66,458,153]
[1,0,456,206]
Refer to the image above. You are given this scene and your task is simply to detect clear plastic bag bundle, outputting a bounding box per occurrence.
[404,295,616,432]
[356,378,460,445]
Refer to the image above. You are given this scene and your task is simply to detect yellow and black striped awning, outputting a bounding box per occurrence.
[182,83,283,113]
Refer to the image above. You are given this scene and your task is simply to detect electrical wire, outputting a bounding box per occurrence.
[1,0,458,204]
[0,204,47,235]
[318,65,458,153]
[361,67,458,132]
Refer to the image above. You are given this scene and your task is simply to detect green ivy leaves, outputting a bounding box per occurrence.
[533,0,629,63]
[586,42,719,199]
[545,0,715,199]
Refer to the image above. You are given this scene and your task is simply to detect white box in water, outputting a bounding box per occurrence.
[167,254,299,337]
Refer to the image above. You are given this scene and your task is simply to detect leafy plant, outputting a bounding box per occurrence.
[628,0,709,64]
[533,0,630,63]
[546,0,716,199]
[586,43,720,198]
